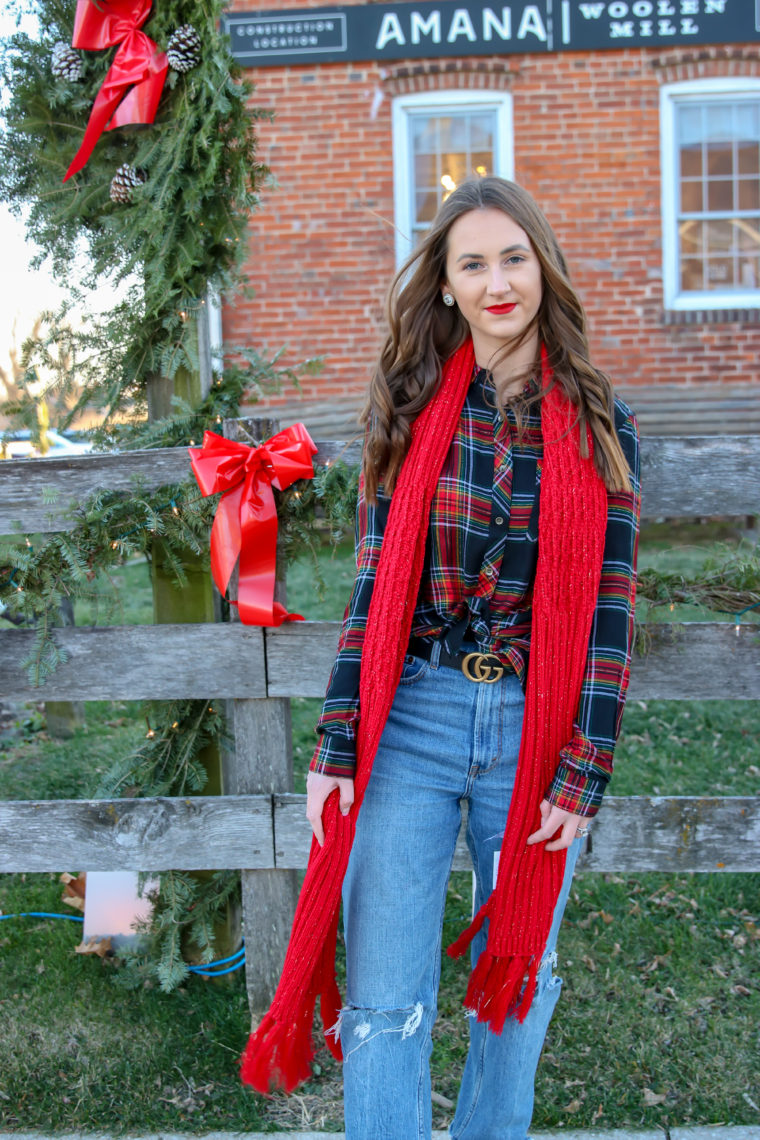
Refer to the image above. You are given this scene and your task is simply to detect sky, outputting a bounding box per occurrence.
[0,3,68,381]
[0,205,69,376]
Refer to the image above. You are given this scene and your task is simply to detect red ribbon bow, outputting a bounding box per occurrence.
[189,424,318,627]
[63,0,168,181]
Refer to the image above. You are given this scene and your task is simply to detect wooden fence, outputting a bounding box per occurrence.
[0,428,758,1015]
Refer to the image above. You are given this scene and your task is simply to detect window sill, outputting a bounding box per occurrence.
[662,308,760,325]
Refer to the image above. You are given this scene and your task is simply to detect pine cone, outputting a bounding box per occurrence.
[109,164,146,205]
[51,41,82,81]
[166,24,201,73]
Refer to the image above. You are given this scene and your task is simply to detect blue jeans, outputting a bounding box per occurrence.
[340,644,582,1140]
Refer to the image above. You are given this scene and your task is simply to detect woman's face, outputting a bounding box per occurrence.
[442,207,543,365]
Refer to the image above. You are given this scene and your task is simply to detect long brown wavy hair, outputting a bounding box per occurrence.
[362,176,632,503]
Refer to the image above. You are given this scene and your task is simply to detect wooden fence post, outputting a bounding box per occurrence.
[222,416,300,1018]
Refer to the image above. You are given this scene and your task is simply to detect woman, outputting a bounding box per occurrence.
[242,177,640,1140]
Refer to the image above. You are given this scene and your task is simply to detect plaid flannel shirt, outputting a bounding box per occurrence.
[310,368,641,818]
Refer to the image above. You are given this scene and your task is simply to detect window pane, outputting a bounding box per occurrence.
[705,104,734,141]
[471,152,491,178]
[735,103,760,142]
[680,144,702,178]
[739,255,760,288]
[737,141,760,176]
[680,179,702,212]
[738,180,760,211]
[705,256,734,286]
[677,105,702,147]
[441,152,468,189]
[414,153,438,189]
[679,219,703,256]
[439,115,467,151]
[707,178,734,211]
[680,257,704,291]
[737,219,760,251]
[706,141,733,177]
[415,189,438,226]
[411,116,437,151]
[470,114,493,151]
[705,219,735,252]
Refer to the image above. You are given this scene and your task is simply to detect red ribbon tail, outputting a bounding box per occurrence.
[209,488,243,599]
[64,84,127,180]
[237,480,278,625]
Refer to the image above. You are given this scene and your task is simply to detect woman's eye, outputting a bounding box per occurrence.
[505,255,525,265]
[463,261,483,271]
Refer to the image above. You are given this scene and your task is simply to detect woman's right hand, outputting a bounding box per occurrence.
[306,770,355,846]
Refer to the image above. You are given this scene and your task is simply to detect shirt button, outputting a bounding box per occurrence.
[495,515,505,526]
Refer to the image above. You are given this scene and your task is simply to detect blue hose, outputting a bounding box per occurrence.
[0,911,245,974]
[0,911,84,922]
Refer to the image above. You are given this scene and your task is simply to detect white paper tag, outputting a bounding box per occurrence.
[493,849,501,890]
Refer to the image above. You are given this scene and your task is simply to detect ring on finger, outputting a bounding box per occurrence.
[575,826,589,837]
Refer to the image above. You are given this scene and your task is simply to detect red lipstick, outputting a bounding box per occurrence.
[485,303,517,314]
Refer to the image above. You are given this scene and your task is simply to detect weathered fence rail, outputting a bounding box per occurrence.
[0,620,757,702]
[1,435,760,531]
[0,431,758,1014]
[0,794,758,874]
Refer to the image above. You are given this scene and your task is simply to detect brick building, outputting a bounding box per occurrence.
[221,1,760,432]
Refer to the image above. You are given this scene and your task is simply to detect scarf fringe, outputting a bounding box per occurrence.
[240,930,344,1092]
[463,951,539,1034]
[240,1004,316,1094]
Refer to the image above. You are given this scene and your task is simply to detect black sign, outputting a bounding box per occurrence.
[224,0,759,67]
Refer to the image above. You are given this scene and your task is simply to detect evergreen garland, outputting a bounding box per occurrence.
[637,549,760,619]
[0,0,267,419]
[116,868,242,991]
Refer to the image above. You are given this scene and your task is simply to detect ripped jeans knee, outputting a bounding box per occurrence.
[535,948,562,998]
[332,1001,426,1061]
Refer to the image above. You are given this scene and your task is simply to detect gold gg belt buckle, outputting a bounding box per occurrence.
[461,652,504,683]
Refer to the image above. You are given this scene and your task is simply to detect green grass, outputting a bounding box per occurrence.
[0,876,278,1134]
[1,522,759,1132]
[436,870,760,1134]
[74,559,155,628]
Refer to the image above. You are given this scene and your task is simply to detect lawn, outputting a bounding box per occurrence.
[0,521,758,1133]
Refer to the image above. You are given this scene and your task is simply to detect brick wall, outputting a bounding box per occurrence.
[222,24,760,406]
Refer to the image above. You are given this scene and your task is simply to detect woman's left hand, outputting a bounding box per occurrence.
[526,798,589,851]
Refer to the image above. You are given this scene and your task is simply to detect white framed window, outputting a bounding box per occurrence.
[661,78,760,311]
[392,90,514,267]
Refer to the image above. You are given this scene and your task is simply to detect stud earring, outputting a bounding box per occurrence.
[442,292,455,307]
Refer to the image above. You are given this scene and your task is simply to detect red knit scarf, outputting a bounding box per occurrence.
[240,337,608,1093]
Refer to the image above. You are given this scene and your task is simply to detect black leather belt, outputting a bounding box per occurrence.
[407,636,511,684]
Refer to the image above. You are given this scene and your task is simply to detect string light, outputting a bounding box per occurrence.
[145,717,156,739]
